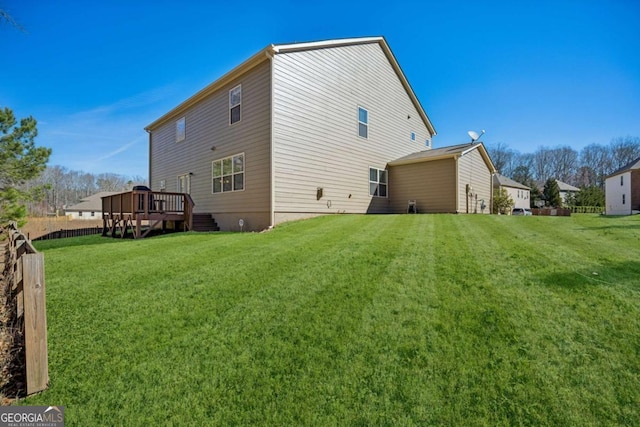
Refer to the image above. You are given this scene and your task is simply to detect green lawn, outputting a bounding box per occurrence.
[21,214,640,425]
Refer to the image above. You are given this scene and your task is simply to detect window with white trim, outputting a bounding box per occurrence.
[229,85,241,125]
[213,153,244,193]
[176,117,185,142]
[622,194,626,204]
[369,167,387,198]
[621,175,624,186]
[358,106,368,138]
[411,132,416,141]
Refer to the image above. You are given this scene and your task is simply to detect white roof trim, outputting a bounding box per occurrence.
[272,37,384,53]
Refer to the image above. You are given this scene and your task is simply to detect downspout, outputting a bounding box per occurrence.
[267,48,276,228]
[145,128,152,189]
[455,154,460,213]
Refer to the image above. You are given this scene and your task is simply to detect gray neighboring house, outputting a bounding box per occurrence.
[65,191,118,219]
[146,37,493,231]
[557,180,580,204]
[493,174,530,210]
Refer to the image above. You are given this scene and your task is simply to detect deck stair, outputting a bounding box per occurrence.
[191,213,220,232]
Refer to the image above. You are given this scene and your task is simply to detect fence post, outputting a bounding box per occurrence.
[22,252,49,395]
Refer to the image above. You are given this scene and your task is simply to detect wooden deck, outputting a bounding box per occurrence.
[101,190,194,238]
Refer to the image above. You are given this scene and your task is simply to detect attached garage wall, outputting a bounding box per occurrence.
[457,148,492,214]
[389,158,457,213]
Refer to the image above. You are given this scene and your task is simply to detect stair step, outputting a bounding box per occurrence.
[191,213,220,232]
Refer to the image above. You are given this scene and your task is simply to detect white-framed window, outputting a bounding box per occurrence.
[213,153,244,193]
[621,175,624,186]
[176,117,186,142]
[358,106,368,138]
[78,211,83,217]
[623,194,626,204]
[369,167,387,198]
[411,132,416,141]
[91,212,95,217]
[425,138,431,148]
[229,85,241,125]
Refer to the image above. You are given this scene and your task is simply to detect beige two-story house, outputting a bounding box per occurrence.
[146,37,495,231]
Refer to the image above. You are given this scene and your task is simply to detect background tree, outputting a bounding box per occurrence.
[574,186,605,207]
[609,136,640,171]
[492,188,514,214]
[486,142,516,176]
[0,107,51,225]
[542,178,562,208]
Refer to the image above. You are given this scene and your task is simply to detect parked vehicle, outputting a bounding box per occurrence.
[512,208,532,216]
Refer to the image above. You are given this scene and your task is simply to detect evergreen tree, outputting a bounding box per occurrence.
[493,188,514,214]
[543,178,562,207]
[0,107,51,226]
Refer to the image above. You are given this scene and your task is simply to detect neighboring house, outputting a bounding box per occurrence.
[145,37,493,231]
[557,180,580,204]
[493,173,530,209]
[605,156,640,215]
[65,191,119,219]
[389,143,496,214]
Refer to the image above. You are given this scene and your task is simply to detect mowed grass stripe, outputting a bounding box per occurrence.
[23,214,640,426]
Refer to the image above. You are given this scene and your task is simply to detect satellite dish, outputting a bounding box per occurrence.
[467,129,485,142]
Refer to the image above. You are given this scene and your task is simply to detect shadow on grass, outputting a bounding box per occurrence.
[33,235,131,251]
[541,260,640,289]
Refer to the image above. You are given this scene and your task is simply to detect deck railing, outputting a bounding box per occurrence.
[101,190,194,237]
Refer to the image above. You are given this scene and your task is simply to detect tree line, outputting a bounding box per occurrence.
[21,166,147,217]
[487,135,640,209]
[487,136,640,189]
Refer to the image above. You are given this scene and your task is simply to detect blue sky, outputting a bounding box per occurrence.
[2,0,639,177]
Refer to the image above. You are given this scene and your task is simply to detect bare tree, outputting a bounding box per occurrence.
[610,136,640,171]
[486,142,516,176]
[548,146,578,184]
[579,143,612,188]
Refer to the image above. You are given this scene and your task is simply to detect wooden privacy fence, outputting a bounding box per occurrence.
[1,222,48,396]
[33,226,102,241]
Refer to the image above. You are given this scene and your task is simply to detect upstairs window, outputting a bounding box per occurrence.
[621,175,624,186]
[213,153,244,193]
[411,132,416,141]
[358,106,368,138]
[425,138,431,148]
[369,167,387,198]
[230,85,242,125]
[176,117,186,142]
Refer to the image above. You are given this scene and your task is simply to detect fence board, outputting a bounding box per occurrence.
[22,253,48,395]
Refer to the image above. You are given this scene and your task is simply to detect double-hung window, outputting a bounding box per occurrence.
[213,153,244,193]
[369,167,387,197]
[230,85,241,125]
[358,106,368,138]
[176,117,186,142]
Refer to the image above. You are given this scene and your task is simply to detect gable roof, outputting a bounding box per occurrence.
[388,142,497,173]
[145,36,435,135]
[65,191,119,212]
[557,181,580,192]
[493,173,530,190]
[606,156,640,178]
